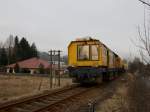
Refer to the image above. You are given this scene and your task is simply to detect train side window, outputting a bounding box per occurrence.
[103,47,107,57]
[91,45,99,60]
[78,45,90,60]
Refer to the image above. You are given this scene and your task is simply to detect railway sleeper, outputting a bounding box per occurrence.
[12,107,30,112]
[18,102,47,111]
[32,101,46,106]
[16,104,34,110]
[36,99,51,104]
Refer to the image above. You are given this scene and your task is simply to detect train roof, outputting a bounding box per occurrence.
[71,38,99,43]
[68,37,121,58]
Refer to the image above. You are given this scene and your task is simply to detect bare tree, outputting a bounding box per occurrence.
[139,0,150,7]
[132,1,150,64]
[5,35,14,48]
[137,25,150,63]
[0,41,3,49]
[5,35,14,64]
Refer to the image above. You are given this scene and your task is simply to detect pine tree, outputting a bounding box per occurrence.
[30,43,38,57]
[0,47,8,66]
[19,37,31,60]
[13,36,20,61]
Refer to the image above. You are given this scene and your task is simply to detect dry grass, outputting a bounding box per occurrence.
[127,74,150,112]
[0,74,72,103]
[96,85,128,112]
[96,73,150,112]
[95,73,131,112]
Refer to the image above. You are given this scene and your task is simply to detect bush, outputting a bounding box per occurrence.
[39,64,45,74]
[14,63,20,73]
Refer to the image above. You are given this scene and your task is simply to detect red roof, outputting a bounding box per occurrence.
[7,57,50,69]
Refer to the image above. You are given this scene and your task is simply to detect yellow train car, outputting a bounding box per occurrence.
[68,37,124,83]
[68,38,107,67]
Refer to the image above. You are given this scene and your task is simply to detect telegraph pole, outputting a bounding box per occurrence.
[58,50,61,87]
[49,50,53,89]
[49,50,62,88]
[53,50,56,87]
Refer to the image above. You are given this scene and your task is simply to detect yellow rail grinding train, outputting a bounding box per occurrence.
[67,37,125,83]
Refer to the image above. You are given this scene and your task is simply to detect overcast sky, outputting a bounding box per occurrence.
[0,0,145,59]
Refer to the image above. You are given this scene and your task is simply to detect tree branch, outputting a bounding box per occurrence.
[139,0,150,7]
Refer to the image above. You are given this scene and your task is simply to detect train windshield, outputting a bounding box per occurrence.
[91,45,99,60]
[78,45,99,61]
[78,45,90,60]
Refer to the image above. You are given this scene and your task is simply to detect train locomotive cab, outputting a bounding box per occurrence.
[68,37,107,84]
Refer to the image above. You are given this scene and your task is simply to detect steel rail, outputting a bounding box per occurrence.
[0,84,79,111]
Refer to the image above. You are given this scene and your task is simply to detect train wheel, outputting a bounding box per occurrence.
[109,72,114,80]
[102,72,110,81]
[95,75,103,84]
[113,71,117,79]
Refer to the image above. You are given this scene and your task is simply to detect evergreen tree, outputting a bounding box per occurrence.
[0,48,1,66]
[19,37,31,60]
[0,36,39,65]
[13,36,20,61]
[0,47,8,66]
[30,43,38,57]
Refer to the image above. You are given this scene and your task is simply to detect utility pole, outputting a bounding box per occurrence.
[49,50,53,89]
[58,50,61,87]
[49,50,62,88]
[53,50,56,87]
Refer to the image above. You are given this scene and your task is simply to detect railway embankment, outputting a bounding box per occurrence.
[95,73,150,112]
[127,73,150,112]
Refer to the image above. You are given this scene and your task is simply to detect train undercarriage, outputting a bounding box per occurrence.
[68,67,124,84]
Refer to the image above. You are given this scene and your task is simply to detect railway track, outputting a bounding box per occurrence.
[0,75,123,112]
[0,85,94,112]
